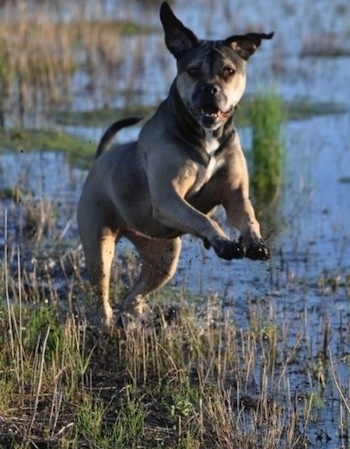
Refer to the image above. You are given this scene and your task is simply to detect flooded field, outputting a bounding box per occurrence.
[0,1,350,448]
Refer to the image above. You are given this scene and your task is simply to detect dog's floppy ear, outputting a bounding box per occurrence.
[225,32,274,60]
[160,1,199,59]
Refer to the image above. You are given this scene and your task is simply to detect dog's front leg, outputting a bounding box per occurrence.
[223,189,270,260]
[154,195,245,260]
[146,159,245,260]
[222,144,270,260]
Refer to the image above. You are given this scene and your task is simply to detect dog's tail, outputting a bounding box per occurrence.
[95,117,142,158]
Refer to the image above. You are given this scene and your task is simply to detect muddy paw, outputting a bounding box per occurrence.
[212,237,246,260]
[244,240,270,261]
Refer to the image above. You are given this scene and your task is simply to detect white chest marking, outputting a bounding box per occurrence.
[205,155,220,181]
[204,130,220,156]
[203,130,224,181]
[190,132,224,194]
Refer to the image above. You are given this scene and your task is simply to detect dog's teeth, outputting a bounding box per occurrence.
[201,109,219,117]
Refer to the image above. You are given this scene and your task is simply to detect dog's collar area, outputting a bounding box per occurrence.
[198,120,235,166]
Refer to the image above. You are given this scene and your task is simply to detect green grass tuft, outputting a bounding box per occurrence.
[0,128,95,168]
[249,90,285,207]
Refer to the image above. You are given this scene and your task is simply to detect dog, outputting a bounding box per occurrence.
[77,1,273,329]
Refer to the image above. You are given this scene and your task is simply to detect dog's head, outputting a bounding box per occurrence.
[160,2,274,131]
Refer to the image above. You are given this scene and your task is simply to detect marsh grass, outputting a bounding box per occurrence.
[2,227,349,449]
[247,90,285,239]
[250,90,285,206]
[0,2,153,127]
[0,127,95,169]
[1,194,350,448]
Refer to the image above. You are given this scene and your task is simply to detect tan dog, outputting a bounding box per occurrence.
[78,2,273,328]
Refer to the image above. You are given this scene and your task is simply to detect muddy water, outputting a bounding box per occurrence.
[1,0,350,447]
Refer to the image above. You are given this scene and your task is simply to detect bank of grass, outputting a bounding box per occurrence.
[1,247,350,449]
[0,295,300,448]
[0,128,95,169]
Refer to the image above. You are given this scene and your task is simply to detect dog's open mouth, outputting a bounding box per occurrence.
[199,106,232,128]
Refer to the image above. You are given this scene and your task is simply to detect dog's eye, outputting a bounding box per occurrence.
[187,67,200,78]
[222,67,236,78]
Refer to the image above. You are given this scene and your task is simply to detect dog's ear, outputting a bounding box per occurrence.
[225,32,274,60]
[160,1,199,59]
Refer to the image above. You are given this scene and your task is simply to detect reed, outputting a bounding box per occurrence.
[250,90,285,207]
[0,2,151,126]
[0,249,337,449]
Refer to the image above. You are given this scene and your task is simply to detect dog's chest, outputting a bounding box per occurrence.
[204,131,225,176]
[204,131,220,156]
[190,133,225,194]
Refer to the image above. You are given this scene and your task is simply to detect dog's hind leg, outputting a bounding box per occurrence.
[78,216,117,328]
[119,233,182,322]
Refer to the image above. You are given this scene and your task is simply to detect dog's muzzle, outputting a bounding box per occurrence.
[190,83,234,129]
[196,105,233,129]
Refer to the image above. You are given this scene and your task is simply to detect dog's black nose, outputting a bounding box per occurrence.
[201,83,220,96]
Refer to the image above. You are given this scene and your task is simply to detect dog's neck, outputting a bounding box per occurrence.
[202,118,236,158]
[204,130,221,156]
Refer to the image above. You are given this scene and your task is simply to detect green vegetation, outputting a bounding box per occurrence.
[250,91,285,206]
[0,128,95,168]
[52,105,150,128]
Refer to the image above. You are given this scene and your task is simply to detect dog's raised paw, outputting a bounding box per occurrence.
[213,237,246,260]
[245,241,270,261]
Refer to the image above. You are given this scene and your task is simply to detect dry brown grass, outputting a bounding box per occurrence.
[0,263,319,448]
[0,2,148,126]
[1,193,350,448]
